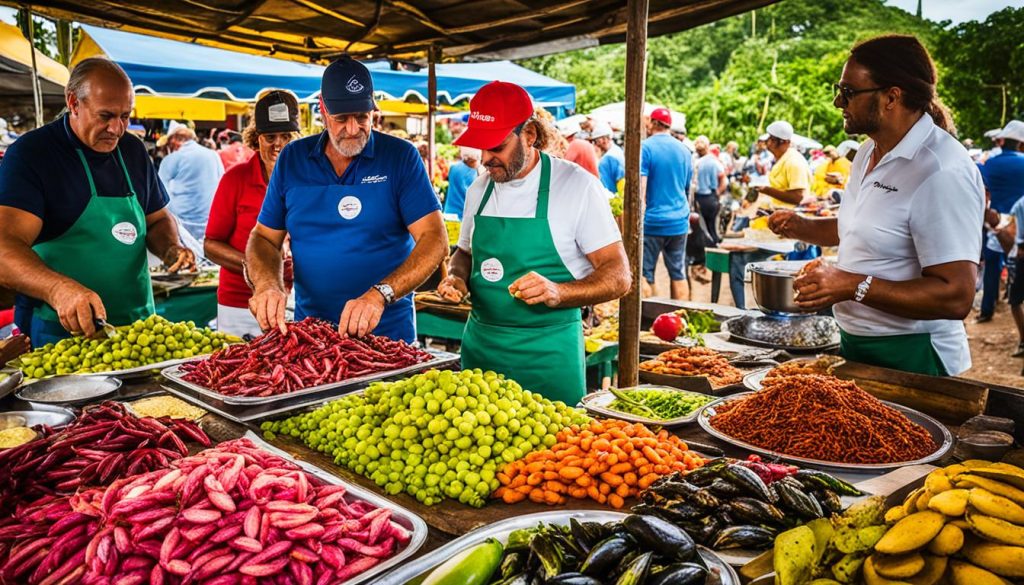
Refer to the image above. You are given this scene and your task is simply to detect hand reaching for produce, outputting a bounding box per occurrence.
[339,288,385,338]
[767,210,799,237]
[248,287,288,334]
[508,271,562,307]
[162,243,196,273]
[793,261,860,311]
[50,280,105,337]
[437,274,468,303]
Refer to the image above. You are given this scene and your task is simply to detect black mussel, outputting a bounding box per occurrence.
[773,481,824,519]
[570,519,609,554]
[614,551,654,585]
[544,573,603,585]
[531,533,565,580]
[710,525,777,550]
[726,497,786,525]
[579,534,635,577]
[691,488,721,510]
[720,464,774,502]
[623,514,696,562]
[632,504,701,526]
[707,478,742,498]
[501,551,527,579]
[814,488,843,514]
[647,562,709,585]
[793,469,862,496]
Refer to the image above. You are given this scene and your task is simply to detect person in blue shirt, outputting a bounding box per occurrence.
[158,123,224,241]
[590,121,625,195]
[640,107,693,299]
[0,58,194,346]
[977,120,1024,323]
[443,147,481,220]
[1009,193,1024,356]
[693,135,726,245]
[246,57,447,343]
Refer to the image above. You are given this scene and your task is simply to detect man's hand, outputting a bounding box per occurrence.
[163,245,196,273]
[437,275,468,303]
[767,210,799,238]
[799,194,818,207]
[339,289,385,338]
[825,172,842,185]
[793,261,860,311]
[50,280,106,336]
[509,271,562,307]
[248,288,287,334]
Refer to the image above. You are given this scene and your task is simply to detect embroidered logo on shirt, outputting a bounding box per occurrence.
[337,195,362,220]
[480,258,504,282]
[346,75,365,94]
[111,222,138,245]
[872,181,899,194]
[470,111,495,122]
[361,175,388,184]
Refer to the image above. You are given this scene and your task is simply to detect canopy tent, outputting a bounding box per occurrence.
[73,25,574,117]
[132,95,249,122]
[0,21,68,102]
[589,101,687,133]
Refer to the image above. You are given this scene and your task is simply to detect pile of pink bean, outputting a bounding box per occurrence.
[0,439,410,585]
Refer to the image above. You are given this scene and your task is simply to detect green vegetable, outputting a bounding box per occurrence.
[607,387,714,420]
[683,310,720,334]
[422,538,504,585]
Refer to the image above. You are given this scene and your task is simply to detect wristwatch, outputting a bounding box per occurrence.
[854,275,873,303]
[373,283,396,305]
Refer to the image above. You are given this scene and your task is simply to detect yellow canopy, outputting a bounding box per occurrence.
[0,20,69,89]
[132,94,249,121]
[376,99,462,116]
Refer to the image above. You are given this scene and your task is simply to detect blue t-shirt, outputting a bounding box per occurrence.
[158,140,224,240]
[0,114,168,244]
[696,153,722,195]
[1012,196,1024,247]
[981,151,1024,213]
[640,133,692,236]
[258,130,440,342]
[443,161,478,220]
[599,143,626,194]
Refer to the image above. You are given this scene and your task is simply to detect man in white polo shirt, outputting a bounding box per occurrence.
[768,34,983,376]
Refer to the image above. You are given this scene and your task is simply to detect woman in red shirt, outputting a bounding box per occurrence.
[205,91,299,338]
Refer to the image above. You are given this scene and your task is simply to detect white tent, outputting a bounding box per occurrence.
[588,101,687,133]
[790,133,822,150]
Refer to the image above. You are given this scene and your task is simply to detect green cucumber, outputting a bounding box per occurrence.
[422,538,504,585]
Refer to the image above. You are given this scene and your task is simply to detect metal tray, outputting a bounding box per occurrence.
[376,510,739,585]
[0,408,76,429]
[161,349,460,405]
[8,355,212,381]
[0,369,23,400]
[16,375,122,406]
[580,384,716,427]
[722,314,840,353]
[743,369,768,391]
[244,432,428,585]
[697,392,954,473]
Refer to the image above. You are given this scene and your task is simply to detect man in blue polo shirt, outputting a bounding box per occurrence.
[0,58,193,346]
[641,107,693,299]
[977,120,1024,323]
[590,121,625,195]
[443,147,481,220]
[247,57,447,343]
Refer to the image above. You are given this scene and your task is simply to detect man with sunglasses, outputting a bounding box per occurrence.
[751,120,813,207]
[768,35,983,376]
[246,57,448,343]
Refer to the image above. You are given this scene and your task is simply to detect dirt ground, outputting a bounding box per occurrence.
[649,262,1024,390]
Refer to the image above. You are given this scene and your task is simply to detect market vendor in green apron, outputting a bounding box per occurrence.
[767,35,983,376]
[0,58,194,348]
[437,81,631,404]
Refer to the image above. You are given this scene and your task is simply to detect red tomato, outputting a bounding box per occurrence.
[651,313,684,342]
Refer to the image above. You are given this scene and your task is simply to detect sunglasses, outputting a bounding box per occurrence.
[832,83,886,104]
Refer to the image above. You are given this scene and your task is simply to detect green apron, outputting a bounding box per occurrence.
[31,147,154,340]
[839,329,948,377]
[461,153,586,405]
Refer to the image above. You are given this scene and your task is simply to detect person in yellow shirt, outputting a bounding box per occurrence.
[752,120,814,207]
[812,144,853,197]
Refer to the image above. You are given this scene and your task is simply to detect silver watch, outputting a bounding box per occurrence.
[373,283,396,305]
[854,275,873,303]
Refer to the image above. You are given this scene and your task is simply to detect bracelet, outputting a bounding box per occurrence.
[854,275,873,303]
[241,261,256,291]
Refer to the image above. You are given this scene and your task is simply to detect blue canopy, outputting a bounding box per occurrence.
[76,25,575,117]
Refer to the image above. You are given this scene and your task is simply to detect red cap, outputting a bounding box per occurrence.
[650,107,672,127]
[453,81,534,150]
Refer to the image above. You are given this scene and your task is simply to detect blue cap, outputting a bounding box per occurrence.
[321,57,375,115]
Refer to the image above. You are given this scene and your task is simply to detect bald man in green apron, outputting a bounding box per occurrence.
[438,81,631,405]
[0,58,194,347]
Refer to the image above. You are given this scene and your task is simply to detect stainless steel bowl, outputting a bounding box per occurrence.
[749,260,815,314]
[15,376,121,406]
[0,409,75,429]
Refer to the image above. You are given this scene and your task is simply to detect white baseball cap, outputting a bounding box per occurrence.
[556,119,581,137]
[837,140,860,158]
[588,121,613,140]
[765,120,794,141]
[996,120,1024,142]
[984,128,1003,138]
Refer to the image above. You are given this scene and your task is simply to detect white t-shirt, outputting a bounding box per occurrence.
[835,113,985,375]
[457,155,622,280]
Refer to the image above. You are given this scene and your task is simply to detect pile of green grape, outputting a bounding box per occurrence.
[18,314,234,377]
[262,369,588,507]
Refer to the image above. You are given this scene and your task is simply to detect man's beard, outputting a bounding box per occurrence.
[485,139,527,183]
[844,95,882,135]
[330,129,369,158]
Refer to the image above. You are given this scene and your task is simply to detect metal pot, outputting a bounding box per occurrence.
[748,260,815,314]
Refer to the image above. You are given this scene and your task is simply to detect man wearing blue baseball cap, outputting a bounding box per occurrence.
[246,57,447,342]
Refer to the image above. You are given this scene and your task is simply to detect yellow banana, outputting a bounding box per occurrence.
[927,489,969,517]
[875,511,945,555]
[968,488,1024,525]
[965,508,1024,546]
[947,559,1011,585]
[926,523,963,556]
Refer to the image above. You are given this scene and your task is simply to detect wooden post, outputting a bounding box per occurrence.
[618,0,649,388]
[427,45,439,188]
[24,8,44,129]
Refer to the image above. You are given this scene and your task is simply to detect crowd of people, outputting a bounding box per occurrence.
[0,31,1018,382]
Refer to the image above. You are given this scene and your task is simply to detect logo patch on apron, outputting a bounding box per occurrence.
[111,222,138,245]
[337,196,362,220]
[480,258,504,282]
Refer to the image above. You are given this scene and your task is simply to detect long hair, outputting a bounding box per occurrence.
[849,35,956,136]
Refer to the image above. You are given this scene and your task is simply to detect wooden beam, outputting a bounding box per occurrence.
[288,0,366,28]
[443,0,593,35]
[618,0,649,388]
[427,45,439,185]
[389,1,449,34]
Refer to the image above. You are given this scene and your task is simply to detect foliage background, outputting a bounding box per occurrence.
[522,0,1023,150]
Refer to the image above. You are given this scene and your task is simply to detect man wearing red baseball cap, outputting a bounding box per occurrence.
[438,81,630,404]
